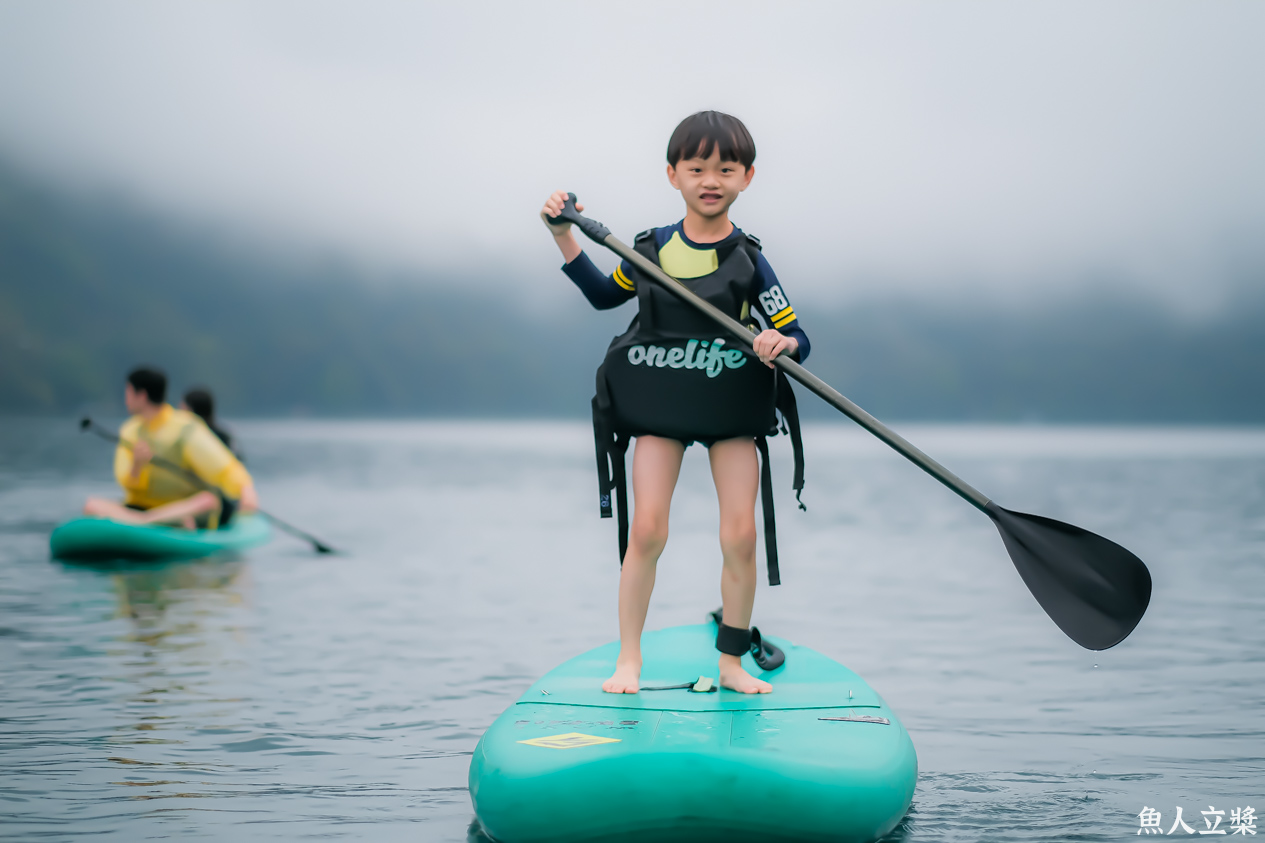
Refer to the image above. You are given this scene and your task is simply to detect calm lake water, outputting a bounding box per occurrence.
[1,418,1262,842]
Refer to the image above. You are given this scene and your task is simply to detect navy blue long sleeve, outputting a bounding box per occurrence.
[561,251,635,310]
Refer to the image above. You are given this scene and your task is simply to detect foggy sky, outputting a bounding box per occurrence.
[1,1,1262,311]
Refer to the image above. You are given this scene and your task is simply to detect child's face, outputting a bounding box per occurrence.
[666,147,754,220]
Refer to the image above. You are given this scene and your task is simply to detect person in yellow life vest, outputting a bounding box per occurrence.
[83,367,259,530]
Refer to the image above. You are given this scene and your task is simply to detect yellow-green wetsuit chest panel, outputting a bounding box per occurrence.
[657,231,719,279]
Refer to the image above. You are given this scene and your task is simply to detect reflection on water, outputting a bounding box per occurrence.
[1,419,1263,842]
[60,559,254,806]
[106,558,246,628]
[105,559,248,753]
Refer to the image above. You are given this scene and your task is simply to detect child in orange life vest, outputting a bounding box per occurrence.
[542,112,810,694]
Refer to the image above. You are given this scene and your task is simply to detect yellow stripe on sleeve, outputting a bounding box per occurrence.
[612,265,634,291]
[772,309,797,329]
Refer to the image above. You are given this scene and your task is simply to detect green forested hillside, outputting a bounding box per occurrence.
[0,163,629,416]
[808,292,1265,422]
[1,161,1262,421]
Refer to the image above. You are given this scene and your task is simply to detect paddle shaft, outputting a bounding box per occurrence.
[81,419,336,553]
[559,208,991,512]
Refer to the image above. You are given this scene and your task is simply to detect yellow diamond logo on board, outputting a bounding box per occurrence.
[518,732,621,750]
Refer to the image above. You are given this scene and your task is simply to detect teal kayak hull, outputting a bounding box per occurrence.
[469,623,917,843]
[49,515,271,562]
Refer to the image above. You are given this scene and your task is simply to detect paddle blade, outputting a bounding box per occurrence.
[985,502,1151,650]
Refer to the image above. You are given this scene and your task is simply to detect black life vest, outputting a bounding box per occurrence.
[591,229,805,585]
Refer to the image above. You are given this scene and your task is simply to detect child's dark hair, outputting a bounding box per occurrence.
[183,388,216,423]
[667,111,756,168]
[127,366,167,404]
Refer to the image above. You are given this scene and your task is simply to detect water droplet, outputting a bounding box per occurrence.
[1093,664,1098,668]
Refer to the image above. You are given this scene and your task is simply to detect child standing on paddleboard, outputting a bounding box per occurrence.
[542,111,809,695]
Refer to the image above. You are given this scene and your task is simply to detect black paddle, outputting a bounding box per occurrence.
[546,194,1151,651]
[80,417,337,554]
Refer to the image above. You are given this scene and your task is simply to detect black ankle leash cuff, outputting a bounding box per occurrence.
[715,622,753,656]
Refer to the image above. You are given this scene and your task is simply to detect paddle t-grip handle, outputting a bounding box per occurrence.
[545,192,611,242]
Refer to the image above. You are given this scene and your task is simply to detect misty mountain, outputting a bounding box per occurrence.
[1,160,1262,422]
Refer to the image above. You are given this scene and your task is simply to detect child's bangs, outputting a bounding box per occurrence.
[685,131,743,164]
[667,112,756,168]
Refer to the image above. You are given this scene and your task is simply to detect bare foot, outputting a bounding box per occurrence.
[719,654,772,694]
[602,659,641,694]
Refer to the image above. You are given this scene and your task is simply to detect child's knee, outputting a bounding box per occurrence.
[720,518,757,561]
[191,491,219,511]
[630,513,669,556]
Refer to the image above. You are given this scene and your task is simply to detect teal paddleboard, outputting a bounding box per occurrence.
[469,622,917,843]
[50,515,271,562]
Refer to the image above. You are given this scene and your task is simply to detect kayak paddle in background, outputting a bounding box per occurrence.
[545,193,1151,651]
[80,417,338,554]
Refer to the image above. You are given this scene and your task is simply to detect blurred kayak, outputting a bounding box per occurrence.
[50,514,271,562]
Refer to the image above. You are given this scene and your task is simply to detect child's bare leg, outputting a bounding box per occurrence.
[83,497,146,524]
[603,435,684,694]
[709,437,772,694]
[133,491,220,529]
